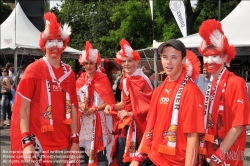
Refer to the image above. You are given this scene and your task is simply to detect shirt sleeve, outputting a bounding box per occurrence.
[230,80,250,126]
[181,90,205,134]
[18,78,36,101]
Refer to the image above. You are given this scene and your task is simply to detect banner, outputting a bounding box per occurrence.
[149,0,154,21]
[169,0,187,37]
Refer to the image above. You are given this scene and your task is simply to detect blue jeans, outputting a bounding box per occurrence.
[117,135,130,166]
[0,94,9,121]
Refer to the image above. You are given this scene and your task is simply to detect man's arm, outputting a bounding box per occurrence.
[185,133,199,166]
[219,126,243,151]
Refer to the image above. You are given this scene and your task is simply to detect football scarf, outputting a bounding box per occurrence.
[41,57,72,132]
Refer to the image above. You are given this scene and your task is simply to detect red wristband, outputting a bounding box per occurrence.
[110,104,116,111]
[71,133,79,143]
[211,148,226,166]
[92,106,98,111]
[132,151,147,162]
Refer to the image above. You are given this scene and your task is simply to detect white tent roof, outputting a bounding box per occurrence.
[153,0,250,49]
[0,3,81,57]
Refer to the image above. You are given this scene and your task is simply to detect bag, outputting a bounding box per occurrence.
[8,91,12,100]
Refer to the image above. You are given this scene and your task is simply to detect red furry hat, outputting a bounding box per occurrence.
[184,50,201,80]
[79,41,101,66]
[39,12,71,51]
[198,19,236,66]
[115,38,140,64]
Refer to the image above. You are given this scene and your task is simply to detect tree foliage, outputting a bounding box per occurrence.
[53,0,240,58]
[0,1,12,24]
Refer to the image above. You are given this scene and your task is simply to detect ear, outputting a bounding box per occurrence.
[223,54,228,63]
[182,56,186,64]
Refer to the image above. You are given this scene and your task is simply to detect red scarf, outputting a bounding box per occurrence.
[141,72,188,155]
[76,72,115,166]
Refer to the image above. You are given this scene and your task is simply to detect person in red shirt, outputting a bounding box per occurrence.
[10,12,80,165]
[104,39,153,166]
[130,39,205,166]
[197,19,250,166]
[76,41,116,166]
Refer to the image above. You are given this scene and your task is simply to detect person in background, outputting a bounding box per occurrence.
[143,68,156,89]
[0,67,11,128]
[198,19,250,166]
[114,69,124,103]
[5,62,14,125]
[76,41,115,166]
[104,38,153,166]
[15,62,26,88]
[195,66,211,95]
[77,65,85,78]
[10,12,80,165]
[130,39,204,166]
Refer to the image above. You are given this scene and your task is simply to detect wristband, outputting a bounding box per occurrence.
[211,148,226,166]
[110,104,116,111]
[21,132,35,149]
[71,133,79,143]
[132,151,147,162]
[92,106,98,111]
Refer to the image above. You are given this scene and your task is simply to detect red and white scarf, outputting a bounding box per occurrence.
[199,67,229,154]
[41,57,72,132]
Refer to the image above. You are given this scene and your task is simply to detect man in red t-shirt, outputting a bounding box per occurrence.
[104,39,153,166]
[10,12,79,165]
[198,19,250,166]
[130,39,205,166]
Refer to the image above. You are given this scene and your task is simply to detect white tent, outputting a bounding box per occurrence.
[0,3,81,73]
[153,0,250,49]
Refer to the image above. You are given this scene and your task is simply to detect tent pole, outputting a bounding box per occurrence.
[14,48,18,76]
[153,49,158,87]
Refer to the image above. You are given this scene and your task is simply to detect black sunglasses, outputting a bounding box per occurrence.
[2,70,7,72]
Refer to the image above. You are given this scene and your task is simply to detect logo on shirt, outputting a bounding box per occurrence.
[160,97,169,104]
[165,89,171,95]
[53,85,62,92]
[163,125,177,143]
[237,99,243,104]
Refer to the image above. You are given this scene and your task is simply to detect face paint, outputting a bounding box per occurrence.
[203,55,223,73]
[45,40,63,48]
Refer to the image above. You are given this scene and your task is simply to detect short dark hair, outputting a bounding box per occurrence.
[143,68,155,77]
[158,39,186,58]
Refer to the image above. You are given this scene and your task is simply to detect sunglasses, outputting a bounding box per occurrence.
[2,70,7,72]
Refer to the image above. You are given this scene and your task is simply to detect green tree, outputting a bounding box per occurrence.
[0,1,12,24]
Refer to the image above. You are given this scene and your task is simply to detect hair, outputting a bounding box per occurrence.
[162,45,186,59]
[143,68,155,77]
[5,62,14,70]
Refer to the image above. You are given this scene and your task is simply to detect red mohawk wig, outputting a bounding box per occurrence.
[198,19,235,66]
[39,12,71,51]
[115,38,140,64]
[79,41,101,66]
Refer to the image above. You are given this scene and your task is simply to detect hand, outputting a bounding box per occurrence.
[68,143,81,164]
[209,161,216,166]
[104,104,111,114]
[23,144,38,165]
[79,103,88,114]
[84,107,95,116]
[117,110,132,120]
[129,161,140,166]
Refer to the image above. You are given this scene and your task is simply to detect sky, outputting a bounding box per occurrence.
[50,0,198,10]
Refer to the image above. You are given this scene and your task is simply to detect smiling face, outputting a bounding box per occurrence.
[121,56,139,76]
[160,46,185,81]
[45,35,64,58]
[83,60,97,78]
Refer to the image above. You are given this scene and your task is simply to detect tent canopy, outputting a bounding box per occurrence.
[140,0,250,58]
[0,3,81,58]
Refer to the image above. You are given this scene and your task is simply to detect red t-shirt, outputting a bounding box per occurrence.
[206,74,250,165]
[148,80,205,166]
[18,66,78,150]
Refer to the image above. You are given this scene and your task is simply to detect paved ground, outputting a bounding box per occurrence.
[1,125,250,166]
